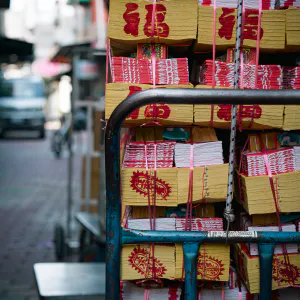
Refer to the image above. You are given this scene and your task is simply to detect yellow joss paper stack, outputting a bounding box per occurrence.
[121,244,176,280]
[239,171,300,215]
[122,168,178,206]
[175,244,230,281]
[283,105,300,130]
[196,6,236,51]
[105,83,194,125]
[196,7,285,52]
[131,203,216,219]
[194,86,284,129]
[177,164,229,204]
[108,0,198,47]
[236,244,300,294]
[243,10,286,50]
[286,8,300,49]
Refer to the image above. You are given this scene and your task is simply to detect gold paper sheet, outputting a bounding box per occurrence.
[283,105,300,130]
[236,243,300,294]
[194,85,284,129]
[178,164,229,205]
[121,244,176,280]
[105,83,194,125]
[175,244,230,281]
[130,203,215,218]
[286,8,300,48]
[239,171,300,215]
[196,7,285,51]
[108,0,198,46]
[122,168,178,206]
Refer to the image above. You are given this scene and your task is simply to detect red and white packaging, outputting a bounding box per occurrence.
[111,57,189,85]
[123,141,175,169]
[246,224,298,256]
[120,281,181,300]
[283,66,300,90]
[200,60,283,89]
[127,217,223,231]
[241,148,295,177]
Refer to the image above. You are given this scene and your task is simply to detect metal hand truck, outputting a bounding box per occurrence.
[105,88,300,300]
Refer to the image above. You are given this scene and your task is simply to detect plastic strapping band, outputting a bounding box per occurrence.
[254,0,262,89]
[210,0,217,127]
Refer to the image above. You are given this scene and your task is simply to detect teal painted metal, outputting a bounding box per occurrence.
[183,242,202,300]
[105,89,300,300]
[258,244,276,300]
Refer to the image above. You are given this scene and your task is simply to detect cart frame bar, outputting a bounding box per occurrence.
[105,88,300,300]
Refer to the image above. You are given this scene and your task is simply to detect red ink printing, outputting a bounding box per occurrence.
[128,246,167,277]
[130,171,171,200]
[123,3,140,37]
[218,8,236,40]
[144,4,169,38]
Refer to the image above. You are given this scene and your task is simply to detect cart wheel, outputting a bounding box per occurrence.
[80,243,105,263]
[54,224,65,261]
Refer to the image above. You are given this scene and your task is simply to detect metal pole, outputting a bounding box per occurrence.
[67,53,79,240]
[224,0,244,233]
[84,104,93,211]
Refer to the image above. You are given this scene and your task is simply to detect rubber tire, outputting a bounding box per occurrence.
[54,224,65,261]
[39,128,45,139]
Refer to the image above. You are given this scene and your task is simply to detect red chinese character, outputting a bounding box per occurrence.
[144,4,169,38]
[239,105,262,119]
[144,104,171,119]
[218,8,236,41]
[126,86,142,119]
[123,3,140,37]
[217,105,232,121]
[243,9,264,41]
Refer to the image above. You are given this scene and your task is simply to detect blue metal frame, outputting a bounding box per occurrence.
[105,88,300,300]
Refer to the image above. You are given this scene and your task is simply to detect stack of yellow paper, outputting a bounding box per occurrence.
[196,7,285,51]
[178,164,229,204]
[122,168,178,206]
[196,6,236,51]
[243,10,286,50]
[248,132,280,152]
[239,171,300,215]
[286,8,300,49]
[235,243,300,294]
[121,244,176,280]
[108,0,198,48]
[175,244,230,281]
[194,85,284,129]
[105,83,194,125]
[283,105,300,130]
[135,127,165,142]
[130,203,216,219]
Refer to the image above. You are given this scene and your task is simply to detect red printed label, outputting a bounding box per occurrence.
[243,9,264,41]
[272,259,300,283]
[218,8,236,40]
[217,105,262,121]
[197,254,225,280]
[144,4,169,38]
[123,3,140,37]
[126,86,142,120]
[130,171,171,200]
[144,104,171,119]
[128,246,167,277]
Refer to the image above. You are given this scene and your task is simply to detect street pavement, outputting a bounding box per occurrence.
[0,130,81,299]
